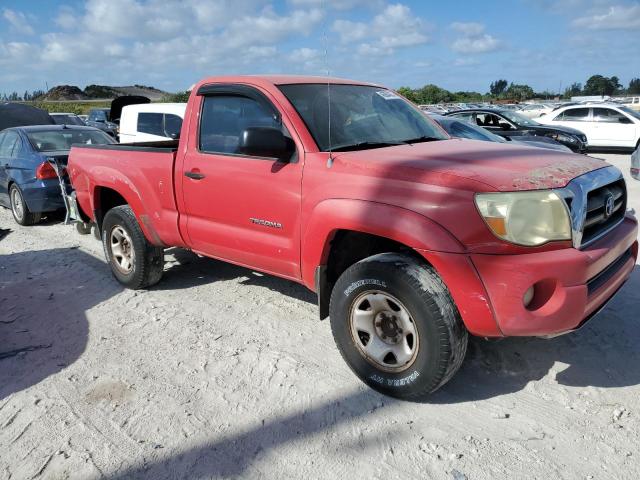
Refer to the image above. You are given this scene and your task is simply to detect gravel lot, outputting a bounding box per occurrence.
[1,153,638,480]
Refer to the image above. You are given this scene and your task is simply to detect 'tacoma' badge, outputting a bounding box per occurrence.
[250,218,283,229]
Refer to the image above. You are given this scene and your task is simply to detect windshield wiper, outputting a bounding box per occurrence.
[331,141,405,152]
[401,135,442,144]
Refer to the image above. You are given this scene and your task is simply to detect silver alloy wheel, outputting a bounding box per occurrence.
[349,291,419,372]
[11,188,24,222]
[109,225,135,274]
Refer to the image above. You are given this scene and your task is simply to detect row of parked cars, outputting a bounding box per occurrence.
[424,103,640,152]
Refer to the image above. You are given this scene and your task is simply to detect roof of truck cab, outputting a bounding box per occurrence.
[194,75,382,88]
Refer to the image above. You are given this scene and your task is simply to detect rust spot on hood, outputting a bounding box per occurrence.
[506,157,607,191]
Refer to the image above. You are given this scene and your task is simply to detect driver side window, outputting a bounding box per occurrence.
[199,95,281,156]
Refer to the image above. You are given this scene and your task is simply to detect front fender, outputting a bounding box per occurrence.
[300,198,465,289]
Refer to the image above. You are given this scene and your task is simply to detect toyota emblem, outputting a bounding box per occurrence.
[604,193,615,218]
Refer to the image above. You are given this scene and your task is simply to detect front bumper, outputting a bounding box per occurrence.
[471,215,638,336]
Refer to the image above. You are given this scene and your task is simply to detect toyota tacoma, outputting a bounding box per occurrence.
[67,76,638,399]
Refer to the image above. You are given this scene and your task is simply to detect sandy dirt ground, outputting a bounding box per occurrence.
[1,153,639,480]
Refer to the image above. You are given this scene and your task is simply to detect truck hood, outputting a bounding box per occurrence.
[332,138,608,191]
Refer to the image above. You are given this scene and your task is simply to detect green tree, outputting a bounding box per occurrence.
[416,84,453,104]
[490,79,508,96]
[583,75,622,96]
[396,86,421,104]
[628,78,640,95]
[161,91,191,103]
[563,82,582,99]
[506,83,534,101]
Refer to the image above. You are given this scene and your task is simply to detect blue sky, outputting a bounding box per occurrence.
[0,0,639,94]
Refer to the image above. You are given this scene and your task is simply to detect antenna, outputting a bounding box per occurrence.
[322,0,333,168]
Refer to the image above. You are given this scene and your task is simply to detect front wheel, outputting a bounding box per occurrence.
[329,253,468,400]
[101,205,164,289]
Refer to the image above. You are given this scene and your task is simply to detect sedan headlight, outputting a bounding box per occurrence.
[550,133,577,144]
[475,191,571,246]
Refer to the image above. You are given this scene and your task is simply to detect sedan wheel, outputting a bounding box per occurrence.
[11,187,24,222]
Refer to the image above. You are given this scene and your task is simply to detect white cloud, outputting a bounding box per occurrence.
[572,4,640,29]
[287,0,382,9]
[332,3,429,55]
[3,9,35,35]
[449,22,500,53]
[289,47,322,62]
[453,57,480,67]
[450,22,484,36]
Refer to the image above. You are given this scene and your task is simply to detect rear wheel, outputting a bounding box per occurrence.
[101,205,164,289]
[9,185,41,226]
[329,253,468,400]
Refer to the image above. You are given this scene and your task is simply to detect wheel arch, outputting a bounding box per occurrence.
[302,199,466,319]
[91,184,164,246]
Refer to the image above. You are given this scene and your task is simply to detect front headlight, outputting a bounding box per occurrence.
[475,191,571,246]
[551,133,577,144]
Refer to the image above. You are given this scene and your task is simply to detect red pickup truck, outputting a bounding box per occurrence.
[68,75,638,399]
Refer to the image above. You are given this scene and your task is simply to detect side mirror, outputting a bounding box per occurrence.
[238,127,294,161]
[500,123,512,131]
[169,132,180,140]
[619,116,632,124]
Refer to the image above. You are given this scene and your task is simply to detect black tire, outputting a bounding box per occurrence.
[101,205,164,289]
[329,253,468,400]
[75,221,93,235]
[9,184,41,226]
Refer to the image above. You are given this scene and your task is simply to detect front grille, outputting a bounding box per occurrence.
[581,179,626,246]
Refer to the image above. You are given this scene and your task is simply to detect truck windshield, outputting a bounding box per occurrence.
[27,129,114,152]
[278,84,448,151]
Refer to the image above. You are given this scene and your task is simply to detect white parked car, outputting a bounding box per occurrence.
[517,104,553,119]
[535,103,640,150]
[118,103,186,143]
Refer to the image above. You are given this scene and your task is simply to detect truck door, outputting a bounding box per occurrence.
[179,85,303,280]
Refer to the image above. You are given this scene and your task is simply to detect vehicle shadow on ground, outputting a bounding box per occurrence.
[0,248,123,400]
[155,248,317,304]
[432,265,640,403]
[107,388,391,480]
[159,247,640,403]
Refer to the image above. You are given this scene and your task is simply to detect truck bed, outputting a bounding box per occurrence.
[68,140,184,247]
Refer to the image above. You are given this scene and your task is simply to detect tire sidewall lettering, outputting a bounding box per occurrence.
[344,279,386,297]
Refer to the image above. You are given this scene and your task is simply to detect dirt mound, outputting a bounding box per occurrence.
[38,84,169,101]
[40,85,88,101]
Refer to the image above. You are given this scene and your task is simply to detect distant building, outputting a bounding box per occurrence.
[570,95,610,102]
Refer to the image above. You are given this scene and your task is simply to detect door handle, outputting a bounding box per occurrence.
[185,170,206,180]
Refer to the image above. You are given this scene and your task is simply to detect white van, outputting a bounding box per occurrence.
[119,103,186,143]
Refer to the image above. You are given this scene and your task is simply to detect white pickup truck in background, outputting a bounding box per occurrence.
[118,103,186,143]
